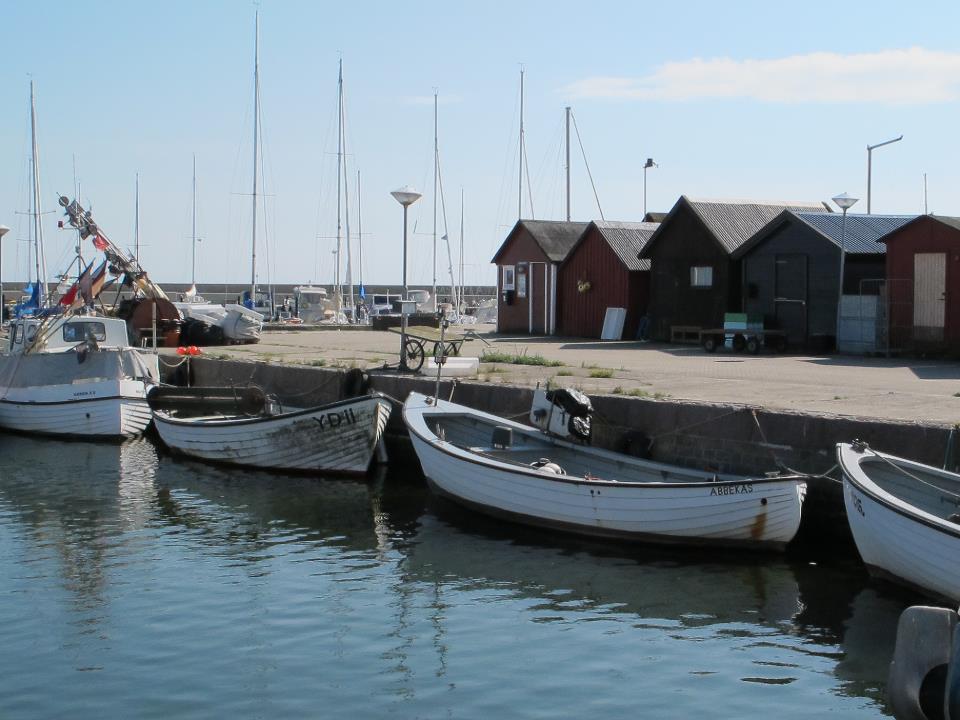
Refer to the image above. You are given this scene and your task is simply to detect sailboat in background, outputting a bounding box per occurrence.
[174,152,262,343]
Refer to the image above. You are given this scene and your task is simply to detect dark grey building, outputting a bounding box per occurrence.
[733,211,915,347]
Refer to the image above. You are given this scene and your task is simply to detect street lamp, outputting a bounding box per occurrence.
[866,135,902,214]
[0,225,9,321]
[643,158,658,218]
[390,186,422,300]
[832,192,859,350]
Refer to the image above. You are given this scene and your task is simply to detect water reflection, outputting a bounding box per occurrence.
[0,434,160,613]
[398,501,924,713]
[0,433,926,718]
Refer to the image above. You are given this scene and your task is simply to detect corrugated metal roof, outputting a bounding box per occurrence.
[687,197,830,254]
[491,220,589,263]
[594,221,659,271]
[929,216,960,233]
[796,212,916,253]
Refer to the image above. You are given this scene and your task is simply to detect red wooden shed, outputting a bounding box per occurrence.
[558,221,658,339]
[879,215,960,352]
[491,220,588,334]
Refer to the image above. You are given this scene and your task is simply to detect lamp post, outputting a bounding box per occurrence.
[832,192,859,351]
[643,158,657,218]
[866,135,902,214]
[0,225,8,321]
[390,186,422,300]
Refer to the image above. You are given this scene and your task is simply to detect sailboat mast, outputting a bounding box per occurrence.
[459,188,464,318]
[433,91,438,305]
[192,153,197,286]
[29,80,47,306]
[135,173,140,266]
[357,169,363,299]
[250,10,260,307]
[565,106,571,221]
[340,62,355,318]
[334,58,343,322]
[518,68,524,220]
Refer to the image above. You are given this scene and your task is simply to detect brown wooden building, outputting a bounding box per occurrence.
[879,215,960,352]
[638,196,828,341]
[558,221,658,339]
[491,220,588,334]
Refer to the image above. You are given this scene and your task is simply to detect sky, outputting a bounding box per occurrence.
[2,0,960,291]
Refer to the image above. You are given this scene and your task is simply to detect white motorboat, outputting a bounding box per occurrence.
[0,314,159,439]
[403,389,806,550]
[838,441,960,602]
[150,387,392,474]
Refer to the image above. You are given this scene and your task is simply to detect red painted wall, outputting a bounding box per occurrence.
[495,227,554,334]
[884,216,960,350]
[558,227,649,338]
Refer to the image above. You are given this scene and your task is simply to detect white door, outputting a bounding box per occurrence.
[913,253,946,341]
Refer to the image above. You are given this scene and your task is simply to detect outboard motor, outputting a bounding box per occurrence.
[529,386,593,442]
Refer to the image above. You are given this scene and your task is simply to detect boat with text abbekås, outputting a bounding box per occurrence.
[402,389,806,550]
[838,440,960,603]
[149,386,392,475]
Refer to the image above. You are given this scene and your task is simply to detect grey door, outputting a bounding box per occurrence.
[773,254,807,346]
[913,253,946,342]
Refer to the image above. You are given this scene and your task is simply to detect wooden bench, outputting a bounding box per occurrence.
[670,326,702,344]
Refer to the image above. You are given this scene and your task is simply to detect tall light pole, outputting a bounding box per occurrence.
[390,186,422,300]
[0,225,9,320]
[866,135,902,214]
[833,192,859,351]
[643,158,657,218]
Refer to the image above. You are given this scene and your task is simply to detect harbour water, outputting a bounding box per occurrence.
[0,434,927,718]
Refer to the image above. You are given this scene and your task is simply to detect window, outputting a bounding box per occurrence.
[690,266,713,288]
[25,325,37,343]
[63,321,107,343]
[517,272,527,298]
[501,265,515,291]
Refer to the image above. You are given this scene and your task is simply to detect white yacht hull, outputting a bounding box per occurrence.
[153,394,392,474]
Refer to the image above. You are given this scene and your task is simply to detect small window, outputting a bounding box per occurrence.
[517,272,528,298]
[10,324,21,349]
[502,265,515,291]
[63,321,107,343]
[25,325,37,343]
[690,266,713,288]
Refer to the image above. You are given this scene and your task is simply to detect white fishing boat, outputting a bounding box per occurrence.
[403,389,806,549]
[838,441,960,602]
[150,387,392,474]
[0,314,159,438]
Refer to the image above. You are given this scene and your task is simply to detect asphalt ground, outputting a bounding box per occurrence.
[176,325,960,426]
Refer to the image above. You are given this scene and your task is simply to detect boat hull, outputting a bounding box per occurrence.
[0,350,157,439]
[405,393,804,549]
[153,394,392,474]
[839,443,960,602]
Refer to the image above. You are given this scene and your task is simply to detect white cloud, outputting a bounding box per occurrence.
[563,48,960,104]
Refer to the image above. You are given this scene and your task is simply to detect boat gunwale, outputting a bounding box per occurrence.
[404,392,805,491]
[152,391,392,427]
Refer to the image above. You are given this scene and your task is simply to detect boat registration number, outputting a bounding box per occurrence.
[710,484,753,496]
[313,408,358,430]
